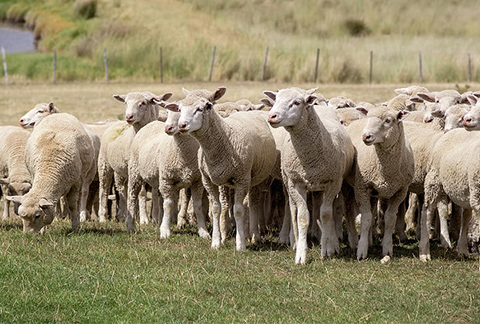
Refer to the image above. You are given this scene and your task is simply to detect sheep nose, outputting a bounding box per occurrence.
[424,116,433,123]
[179,123,187,130]
[362,134,373,143]
[165,125,174,134]
[463,117,472,125]
[125,114,134,122]
[268,114,278,123]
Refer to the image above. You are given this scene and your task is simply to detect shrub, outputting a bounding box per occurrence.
[344,19,370,37]
[73,0,97,19]
[6,3,30,24]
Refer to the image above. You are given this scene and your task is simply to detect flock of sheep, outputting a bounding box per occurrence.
[2,84,480,264]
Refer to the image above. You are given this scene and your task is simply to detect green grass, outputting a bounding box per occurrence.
[0,218,479,323]
[2,0,480,83]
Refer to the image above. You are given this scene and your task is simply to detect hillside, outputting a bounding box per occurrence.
[1,0,480,83]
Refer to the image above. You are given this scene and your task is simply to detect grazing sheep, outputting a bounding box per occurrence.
[347,106,414,260]
[0,126,32,219]
[264,87,357,264]
[97,91,172,229]
[127,109,210,238]
[7,113,96,233]
[166,87,277,252]
[422,128,480,261]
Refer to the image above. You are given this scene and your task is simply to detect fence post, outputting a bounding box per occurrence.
[53,49,57,84]
[103,48,109,84]
[314,48,320,83]
[418,51,423,84]
[209,46,216,82]
[468,53,472,83]
[160,47,163,84]
[262,46,269,81]
[369,50,373,84]
[1,47,8,85]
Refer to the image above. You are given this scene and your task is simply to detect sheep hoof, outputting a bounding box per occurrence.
[198,229,211,239]
[419,254,431,262]
[380,255,391,264]
[160,230,171,239]
[211,241,221,250]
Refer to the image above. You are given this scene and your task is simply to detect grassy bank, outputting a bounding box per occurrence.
[1,0,480,83]
[0,218,479,323]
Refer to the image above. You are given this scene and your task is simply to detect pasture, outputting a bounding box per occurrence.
[0,82,479,323]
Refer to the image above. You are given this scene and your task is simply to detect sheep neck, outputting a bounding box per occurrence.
[373,122,407,169]
[285,106,329,165]
[173,132,199,166]
[190,110,232,166]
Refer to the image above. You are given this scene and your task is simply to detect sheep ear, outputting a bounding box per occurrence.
[48,102,55,112]
[473,91,480,98]
[260,98,274,108]
[409,95,424,103]
[0,178,10,185]
[165,103,179,112]
[263,91,277,102]
[150,93,172,105]
[356,107,368,116]
[305,95,318,106]
[306,87,318,95]
[39,198,53,208]
[394,88,407,95]
[159,92,173,102]
[467,94,478,106]
[213,87,227,102]
[417,92,436,102]
[8,182,31,194]
[182,88,191,96]
[431,109,444,118]
[113,95,126,103]
[397,110,410,121]
[6,195,23,204]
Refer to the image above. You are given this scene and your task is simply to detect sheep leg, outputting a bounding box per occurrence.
[438,200,452,249]
[287,182,309,264]
[457,208,472,257]
[159,184,178,239]
[382,190,407,257]
[191,182,210,239]
[79,179,92,223]
[66,186,81,233]
[321,183,342,258]
[395,201,407,242]
[248,185,264,245]
[98,161,114,223]
[219,186,231,244]
[2,184,9,219]
[419,202,435,262]
[311,191,322,243]
[151,187,160,224]
[449,203,462,244]
[342,183,358,251]
[356,192,373,260]
[202,175,221,249]
[279,197,291,245]
[233,185,249,251]
[126,170,142,234]
[334,193,345,241]
[115,176,130,231]
[405,192,419,235]
[177,188,191,229]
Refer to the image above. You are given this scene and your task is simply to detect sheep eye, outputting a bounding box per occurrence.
[293,100,301,106]
[38,110,44,113]
[385,118,392,124]
[35,214,41,219]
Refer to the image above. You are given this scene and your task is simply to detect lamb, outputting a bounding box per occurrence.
[7,113,96,233]
[0,126,32,219]
[422,127,480,261]
[264,87,357,264]
[126,108,209,238]
[347,106,414,260]
[165,87,277,252]
[97,91,172,228]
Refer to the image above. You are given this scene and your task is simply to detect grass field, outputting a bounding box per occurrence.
[0,81,480,322]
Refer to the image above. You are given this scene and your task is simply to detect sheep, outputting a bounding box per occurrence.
[327,96,356,109]
[126,108,210,239]
[394,85,429,96]
[442,104,471,133]
[347,106,414,260]
[264,87,357,264]
[335,107,367,126]
[19,102,60,128]
[462,95,480,130]
[0,126,32,219]
[384,94,417,111]
[97,91,172,229]
[7,113,96,233]
[410,90,462,123]
[422,127,480,261]
[214,99,264,118]
[165,87,277,252]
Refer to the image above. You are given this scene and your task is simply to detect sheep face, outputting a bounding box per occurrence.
[113,92,172,125]
[164,110,181,135]
[463,105,480,131]
[12,196,55,234]
[172,96,212,133]
[361,107,408,145]
[444,106,470,133]
[265,87,318,127]
[20,102,58,128]
[415,93,461,123]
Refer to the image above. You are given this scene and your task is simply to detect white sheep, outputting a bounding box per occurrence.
[394,85,429,96]
[97,91,172,229]
[166,87,277,251]
[7,113,96,233]
[422,127,480,261]
[335,107,367,126]
[264,87,357,264]
[327,96,356,109]
[127,108,210,239]
[19,102,60,128]
[214,99,265,118]
[0,126,32,219]
[410,90,462,124]
[347,106,414,260]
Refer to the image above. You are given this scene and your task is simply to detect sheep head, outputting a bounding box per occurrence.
[7,195,55,234]
[113,92,172,125]
[360,106,409,146]
[265,87,318,127]
[20,102,59,128]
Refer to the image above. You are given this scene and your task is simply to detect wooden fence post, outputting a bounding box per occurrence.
[314,48,320,83]
[369,50,373,84]
[53,49,57,84]
[262,47,269,81]
[160,47,163,84]
[418,51,423,84]
[1,47,8,85]
[209,46,216,82]
[468,53,472,83]
[103,48,109,84]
